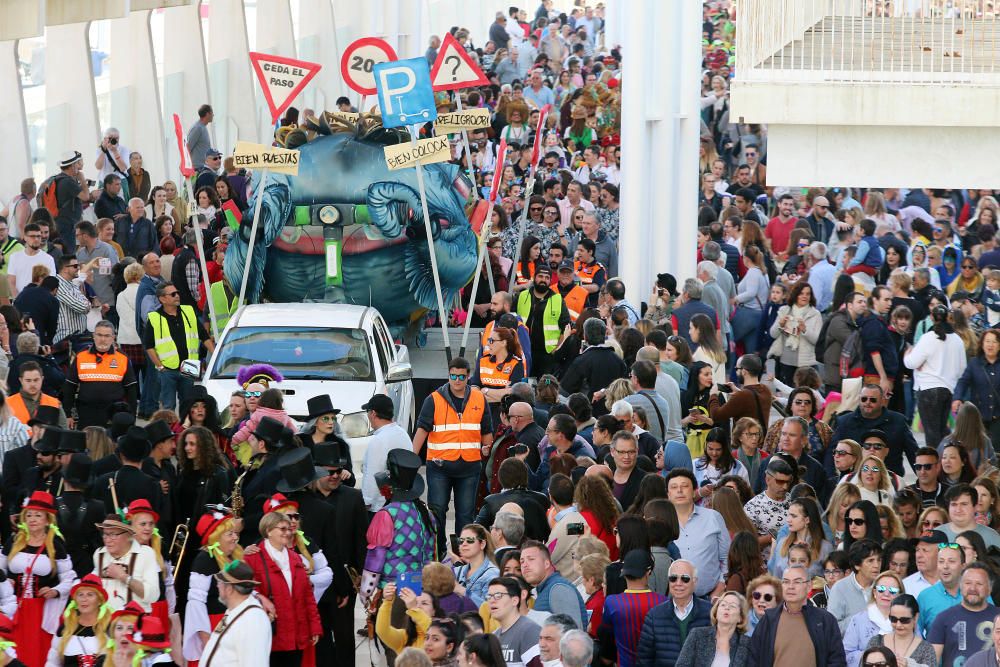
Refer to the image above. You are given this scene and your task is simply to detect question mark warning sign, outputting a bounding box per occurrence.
[430,33,489,91]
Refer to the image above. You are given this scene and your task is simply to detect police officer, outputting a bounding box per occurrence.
[63,320,138,428]
[412,357,492,555]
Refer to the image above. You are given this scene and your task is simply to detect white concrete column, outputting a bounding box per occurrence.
[0,41,32,202]
[206,0,257,152]
[162,1,212,181]
[297,0,340,113]
[0,0,44,42]
[43,22,102,176]
[255,0,296,137]
[108,10,167,185]
[618,0,700,298]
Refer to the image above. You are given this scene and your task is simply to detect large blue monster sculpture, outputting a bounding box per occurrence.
[224,120,483,330]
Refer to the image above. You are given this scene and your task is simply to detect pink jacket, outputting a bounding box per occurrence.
[230,406,297,444]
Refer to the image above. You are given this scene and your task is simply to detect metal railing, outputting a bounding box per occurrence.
[736,0,1000,84]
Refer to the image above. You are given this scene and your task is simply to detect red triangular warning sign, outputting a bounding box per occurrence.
[430,33,489,92]
[249,52,322,124]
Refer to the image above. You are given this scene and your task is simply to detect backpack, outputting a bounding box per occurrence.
[37,174,67,218]
[814,310,838,359]
[839,324,864,379]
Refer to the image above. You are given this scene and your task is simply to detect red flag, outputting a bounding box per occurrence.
[489,140,508,204]
[530,104,551,168]
[173,114,194,178]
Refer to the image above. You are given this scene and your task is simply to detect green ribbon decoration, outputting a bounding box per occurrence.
[62,600,77,619]
[206,542,222,559]
[49,523,63,539]
[132,648,146,667]
[296,530,310,546]
[0,640,15,653]
[105,638,115,650]
[153,527,161,539]
[98,602,110,620]
[16,523,26,534]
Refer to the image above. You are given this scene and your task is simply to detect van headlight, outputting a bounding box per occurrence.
[339,411,372,438]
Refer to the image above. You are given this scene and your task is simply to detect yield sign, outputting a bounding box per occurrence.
[430,33,489,91]
[249,51,322,124]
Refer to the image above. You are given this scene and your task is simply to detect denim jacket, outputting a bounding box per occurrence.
[455,559,499,607]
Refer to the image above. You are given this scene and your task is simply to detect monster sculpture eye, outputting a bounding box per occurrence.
[319,206,341,225]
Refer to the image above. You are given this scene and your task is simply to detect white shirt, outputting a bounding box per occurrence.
[903,330,968,391]
[263,540,292,591]
[7,249,56,293]
[201,596,271,667]
[362,421,412,511]
[902,570,935,598]
[93,540,161,611]
[674,598,694,621]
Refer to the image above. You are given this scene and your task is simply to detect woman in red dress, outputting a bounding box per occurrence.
[0,491,75,667]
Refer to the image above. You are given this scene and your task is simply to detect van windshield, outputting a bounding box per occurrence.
[210,326,373,381]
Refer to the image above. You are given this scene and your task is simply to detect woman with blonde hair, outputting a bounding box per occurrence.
[940,401,996,471]
[824,482,862,546]
[0,491,74,666]
[844,455,895,505]
[574,476,620,560]
[604,377,634,412]
[101,602,144,667]
[84,426,115,464]
[183,509,244,663]
[842,571,906,667]
[675,591,750,667]
[711,487,756,538]
[918,505,948,532]
[45,574,110,666]
[832,439,864,482]
[452,524,498,607]
[123,499,173,627]
[863,192,900,232]
[115,261,146,375]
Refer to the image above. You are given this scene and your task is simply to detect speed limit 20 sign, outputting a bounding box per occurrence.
[340,37,398,96]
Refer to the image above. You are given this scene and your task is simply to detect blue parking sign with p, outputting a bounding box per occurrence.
[374,58,438,129]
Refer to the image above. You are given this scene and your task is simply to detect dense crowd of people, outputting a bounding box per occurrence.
[0,1,996,667]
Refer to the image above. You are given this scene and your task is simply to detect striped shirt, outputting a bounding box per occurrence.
[0,416,28,470]
[601,590,668,667]
[54,275,90,344]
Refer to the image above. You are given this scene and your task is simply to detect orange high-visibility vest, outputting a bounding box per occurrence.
[478,355,522,387]
[574,260,604,285]
[515,262,535,286]
[562,285,589,322]
[426,389,487,462]
[8,392,60,428]
[75,349,128,383]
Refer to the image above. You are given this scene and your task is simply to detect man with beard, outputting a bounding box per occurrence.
[19,425,62,501]
[312,441,367,666]
[56,452,105,577]
[830,383,917,477]
[928,562,997,667]
[516,265,570,377]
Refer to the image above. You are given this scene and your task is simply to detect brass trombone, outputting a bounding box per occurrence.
[169,518,190,565]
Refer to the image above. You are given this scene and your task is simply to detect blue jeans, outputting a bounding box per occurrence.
[158,368,193,410]
[731,305,762,355]
[139,364,160,415]
[426,459,481,553]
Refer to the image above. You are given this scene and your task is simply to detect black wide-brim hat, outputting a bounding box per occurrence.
[252,415,286,445]
[57,429,87,454]
[116,426,151,461]
[275,447,327,493]
[179,385,219,423]
[28,405,62,427]
[33,427,63,454]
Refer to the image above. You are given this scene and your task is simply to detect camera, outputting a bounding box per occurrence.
[566,522,585,535]
[109,137,118,145]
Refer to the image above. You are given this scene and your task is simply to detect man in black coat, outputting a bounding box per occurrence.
[829,383,918,477]
[56,453,106,577]
[20,426,63,502]
[94,426,159,515]
[141,419,179,539]
[313,441,368,667]
[559,317,628,417]
[748,565,846,667]
[2,405,62,533]
[237,417,287,546]
[475,457,550,541]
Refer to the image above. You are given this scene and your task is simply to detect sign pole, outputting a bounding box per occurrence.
[238,169,269,307]
[411,129,453,364]
[458,200,495,358]
[184,177,220,340]
[509,174,535,285]
[453,96,480,204]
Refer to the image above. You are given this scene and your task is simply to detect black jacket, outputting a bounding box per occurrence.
[95,465,161,515]
[475,488,551,541]
[13,285,60,347]
[615,467,649,513]
[94,191,127,220]
[559,345,628,417]
[141,457,179,534]
[56,491,106,577]
[829,406,918,477]
[3,444,37,517]
[314,485,368,600]
[748,605,846,667]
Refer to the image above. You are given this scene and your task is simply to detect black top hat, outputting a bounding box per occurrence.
[117,426,151,462]
[144,420,175,446]
[276,448,326,493]
[306,395,340,420]
[63,453,93,488]
[57,430,87,454]
[313,440,351,469]
[252,416,286,446]
[109,411,135,440]
[33,427,63,454]
[28,405,62,427]
[375,449,424,502]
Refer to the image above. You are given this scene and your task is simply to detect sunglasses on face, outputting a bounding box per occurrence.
[861,465,881,473]
[939,542,962,550]
[875,585,900,594]
[923,520,943,528]
[668,574,692,583]
[913,463,935,471]
[833,449,853,457]
[845,517,866,526]
[449,374,467,381]
[458,537,480,545]
[860,397,880,404]
[751,591,774,601]
[889,615,913,624]
[244,391,262,398]
[866,662,890,667]
[284,513,301,521]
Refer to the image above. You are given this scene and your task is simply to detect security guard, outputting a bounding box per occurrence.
[142,281,214,410]
[412,357,492,555]
[63,320,138,429]
[516,264,571,377]
[573,237,607,307]
[554,259,589,322]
